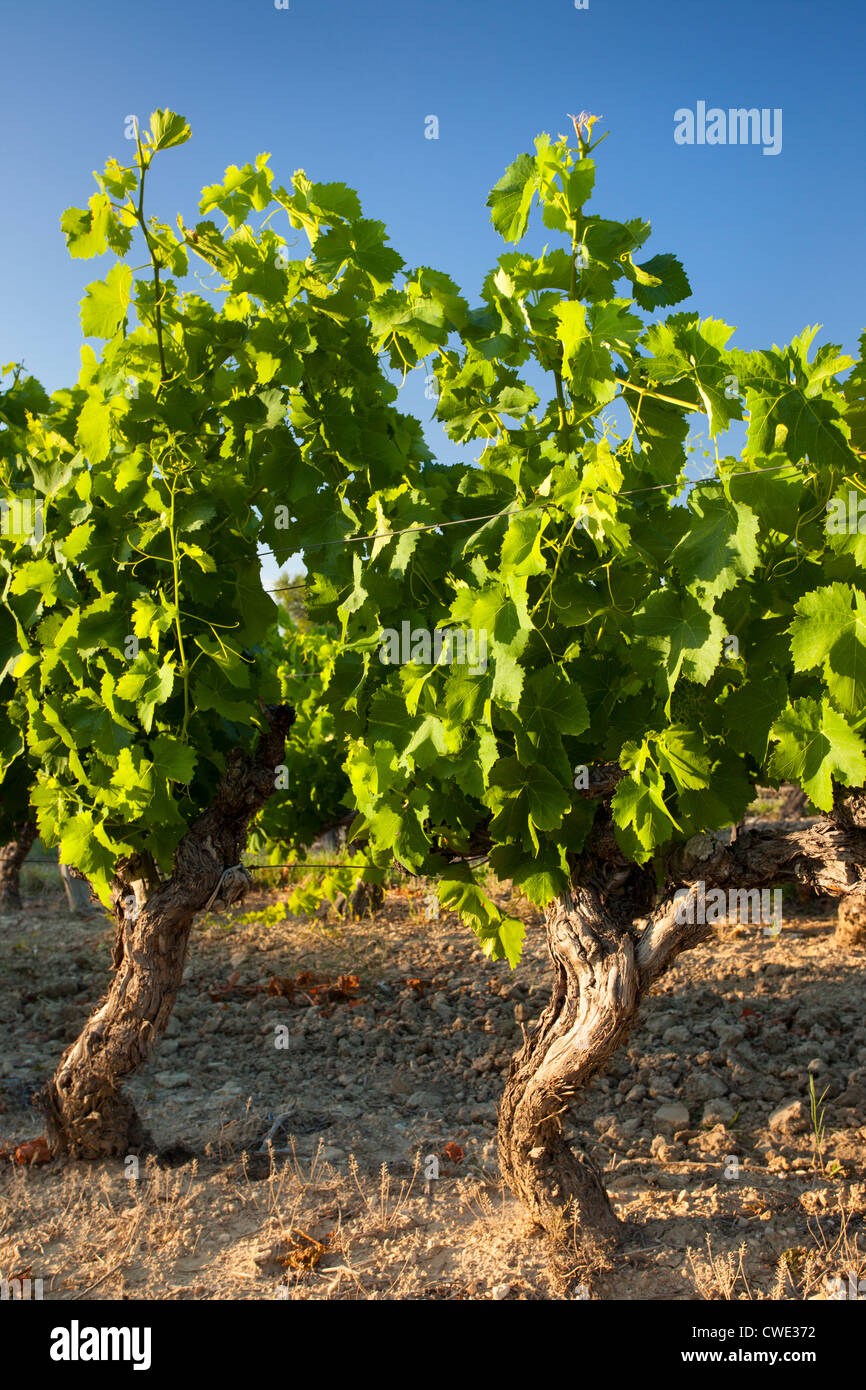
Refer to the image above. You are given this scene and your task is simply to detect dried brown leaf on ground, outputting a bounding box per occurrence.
[206,969,264,1002]
[279,1229,330,1272]
[266,970,361,1008]
[13,1136,51,1166]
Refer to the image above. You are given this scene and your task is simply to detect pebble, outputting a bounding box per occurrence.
[768,1099,808,1135]
[702,1099,734,1126]
[213,1082,245,1100]
[654,1102,690,1132]
[319,1145,345,1162]
[406,1090,443,1113]
[470,1102,497,1123]
[662,1025,689,1044]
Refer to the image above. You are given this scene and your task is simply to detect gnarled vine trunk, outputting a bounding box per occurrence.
[41,708,293,1159]
[498,885,637,1244]
[498,793,866,1253]
[0,820,37,912]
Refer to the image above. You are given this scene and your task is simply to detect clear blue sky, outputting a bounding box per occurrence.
[2,0,863,471]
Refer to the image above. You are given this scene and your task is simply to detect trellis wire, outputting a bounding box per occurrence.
[262,456,811,588]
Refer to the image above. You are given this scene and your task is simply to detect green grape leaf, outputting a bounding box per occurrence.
[487,154,537,242]
[768,698,866,811]
[789,583,866,716]
[670,488,759,599]
[80,263,133,339]
[149,734,197,784]
[147,109,192,152]
[611,768,677,862]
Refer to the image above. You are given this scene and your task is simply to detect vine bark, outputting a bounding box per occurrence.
[41,707,294,1159]
[0,820,36,913]
[497,883,637,1244]
[498,794,866,1249]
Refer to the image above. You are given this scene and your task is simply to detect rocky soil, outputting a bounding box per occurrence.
[0,878,864,1300]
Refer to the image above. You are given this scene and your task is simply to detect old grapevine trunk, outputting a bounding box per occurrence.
[498,793,866,1248]
[42,708,294,1159]
[498,883,638,1243]
[0,820,37,912]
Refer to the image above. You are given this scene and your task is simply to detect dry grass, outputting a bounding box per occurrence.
[685,1186,866,1301]
[687,1238,753,1300]
[0,1147,556,1300]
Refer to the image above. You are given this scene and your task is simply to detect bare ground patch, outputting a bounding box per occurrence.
[1,880,864,1299]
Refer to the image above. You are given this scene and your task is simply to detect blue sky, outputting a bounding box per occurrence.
[2,0,863,580]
